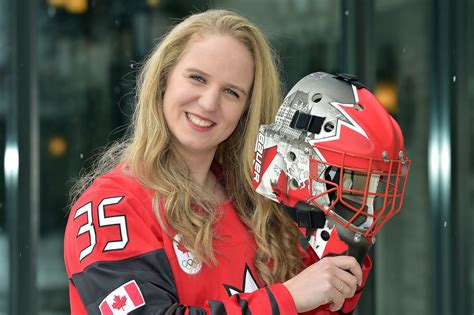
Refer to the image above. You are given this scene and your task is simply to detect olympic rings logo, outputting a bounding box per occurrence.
[173,234,202,274]
[181,257,201,270]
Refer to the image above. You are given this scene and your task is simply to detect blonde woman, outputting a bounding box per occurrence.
[64,10,369,314]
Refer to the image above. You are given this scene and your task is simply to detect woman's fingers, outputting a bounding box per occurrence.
[333,267,359,297]
[332,278,350,298]
[330,256,363,286]
[328,286,345,312]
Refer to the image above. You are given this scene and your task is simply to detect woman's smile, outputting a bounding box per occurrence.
[186,112,215,129]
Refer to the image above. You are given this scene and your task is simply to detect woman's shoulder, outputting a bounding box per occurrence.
[72,165,154,213]
[89,165,149,194]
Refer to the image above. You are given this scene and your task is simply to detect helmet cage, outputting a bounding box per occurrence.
[307,147,411,239]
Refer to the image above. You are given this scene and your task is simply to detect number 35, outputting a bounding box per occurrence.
[74,196,128,261]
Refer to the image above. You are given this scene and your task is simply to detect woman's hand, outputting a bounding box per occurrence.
[283,256,363,312]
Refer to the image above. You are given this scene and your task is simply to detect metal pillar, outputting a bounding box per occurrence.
[451,0,470,314]
[341,1,375,315]
[6,0,39,314]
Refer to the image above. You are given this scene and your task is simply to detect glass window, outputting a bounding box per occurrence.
[468,0,474,312]
[0,0,10,312]
[213,1,341,89]
[374,1,432,314]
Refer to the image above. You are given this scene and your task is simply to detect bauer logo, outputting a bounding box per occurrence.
[253,132,265,183]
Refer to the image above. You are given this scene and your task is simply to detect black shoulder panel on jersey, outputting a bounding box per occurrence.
[71,249,206,314]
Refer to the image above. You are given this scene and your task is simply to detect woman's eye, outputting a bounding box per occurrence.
[190,75,206,83]
[224,88,239,98]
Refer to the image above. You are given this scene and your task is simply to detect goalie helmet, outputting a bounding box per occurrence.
[252,72,410,250]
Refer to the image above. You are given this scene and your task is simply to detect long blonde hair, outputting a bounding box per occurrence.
[71,9,305,284]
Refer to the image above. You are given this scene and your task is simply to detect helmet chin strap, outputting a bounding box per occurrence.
[280,202,326,229]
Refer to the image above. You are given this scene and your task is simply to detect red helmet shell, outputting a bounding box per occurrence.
[252,72,410,240]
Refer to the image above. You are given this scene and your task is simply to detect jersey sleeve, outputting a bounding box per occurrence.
[198,283,297,315]
[64,185,299,315]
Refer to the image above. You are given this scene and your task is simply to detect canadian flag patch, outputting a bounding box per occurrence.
[99,280,145,315]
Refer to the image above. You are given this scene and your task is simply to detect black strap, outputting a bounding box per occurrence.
[289,110,325,134]
[334,73,366,89]
[281,203,326,229]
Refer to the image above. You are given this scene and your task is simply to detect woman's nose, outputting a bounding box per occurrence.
[198,87,220,112]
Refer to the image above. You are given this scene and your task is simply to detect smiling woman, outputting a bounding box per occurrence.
[63,9,369,315]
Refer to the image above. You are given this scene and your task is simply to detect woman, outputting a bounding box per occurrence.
[64,9,370,314]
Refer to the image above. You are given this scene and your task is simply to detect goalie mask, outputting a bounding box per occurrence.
[252,72,410,262]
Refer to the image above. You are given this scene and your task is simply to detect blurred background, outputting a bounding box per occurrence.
[1,0,473,314]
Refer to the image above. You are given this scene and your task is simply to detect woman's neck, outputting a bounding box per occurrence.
[172,146,216,187]
[175,148,228,203]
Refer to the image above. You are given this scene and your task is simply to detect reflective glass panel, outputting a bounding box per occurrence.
[0,0,10,313]
[468,0,474,313]
[374,1,432,314]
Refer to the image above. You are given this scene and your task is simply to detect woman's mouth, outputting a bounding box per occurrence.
[186,112,215,128]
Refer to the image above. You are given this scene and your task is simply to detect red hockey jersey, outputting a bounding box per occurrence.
[64,166,371,314]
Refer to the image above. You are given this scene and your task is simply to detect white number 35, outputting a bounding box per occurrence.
[74,196,128,261]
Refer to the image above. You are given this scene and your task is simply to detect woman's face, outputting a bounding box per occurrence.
[163,33,254,158]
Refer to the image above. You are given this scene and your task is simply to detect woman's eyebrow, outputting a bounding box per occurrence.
[185,68,247,96]
[185,68,209,77]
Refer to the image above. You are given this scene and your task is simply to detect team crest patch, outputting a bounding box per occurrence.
[99,280,145,315]
[173,234,202,274]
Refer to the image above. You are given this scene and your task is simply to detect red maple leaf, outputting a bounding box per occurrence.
[112,294,127,311]
[176,241,190,254]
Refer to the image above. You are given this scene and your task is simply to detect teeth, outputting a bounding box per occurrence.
[187,113,213,127]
